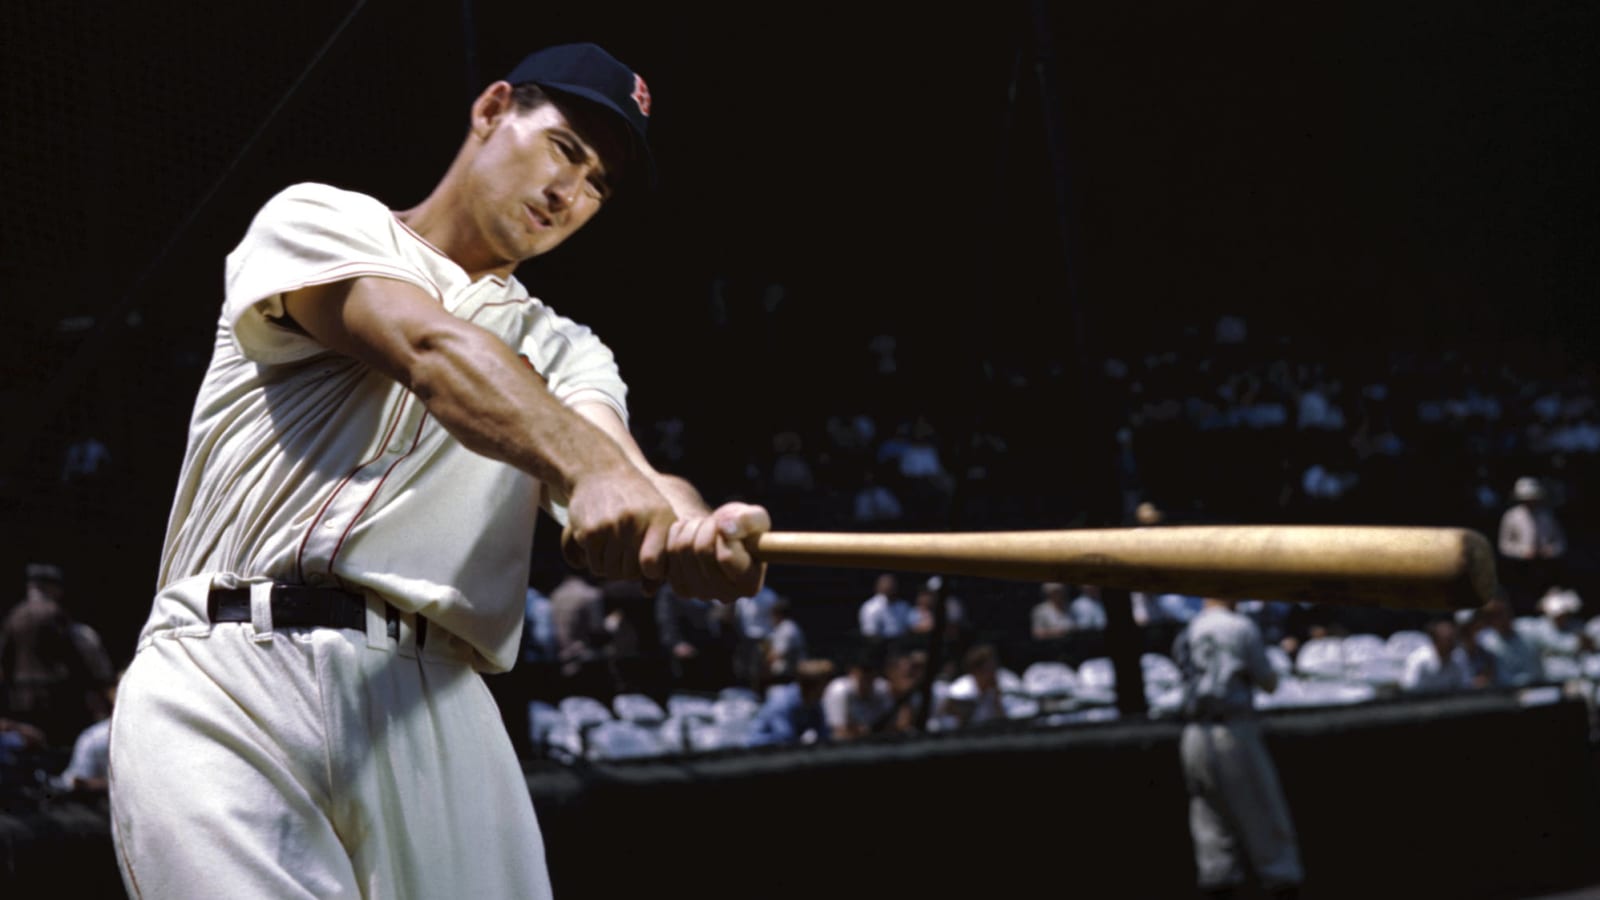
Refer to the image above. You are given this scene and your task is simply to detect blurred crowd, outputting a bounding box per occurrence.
[509,560,1600,762]
[0,563,117,811]
[2,315,1595,779]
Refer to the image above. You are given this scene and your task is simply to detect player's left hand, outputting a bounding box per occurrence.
[662,502,770,602]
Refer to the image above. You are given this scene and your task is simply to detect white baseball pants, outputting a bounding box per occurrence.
[109,611,551,900]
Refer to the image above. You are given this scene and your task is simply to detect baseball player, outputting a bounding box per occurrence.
[108,43,768,899]
[1172,598,1304,899]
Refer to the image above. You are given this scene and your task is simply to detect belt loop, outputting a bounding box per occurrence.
[249,581,275,643]
[394,606,419,660]
[363,590,388,651]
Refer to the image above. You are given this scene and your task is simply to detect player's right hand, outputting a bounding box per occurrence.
[561,466,676,583]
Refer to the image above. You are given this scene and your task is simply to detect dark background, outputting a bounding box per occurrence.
[0,0,1594,661]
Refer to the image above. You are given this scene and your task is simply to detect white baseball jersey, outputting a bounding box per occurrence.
[142,181,629,672]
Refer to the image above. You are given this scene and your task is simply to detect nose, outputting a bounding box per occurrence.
[545,168,582,212]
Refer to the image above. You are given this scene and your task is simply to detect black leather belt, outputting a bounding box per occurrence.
[207,584,426,646]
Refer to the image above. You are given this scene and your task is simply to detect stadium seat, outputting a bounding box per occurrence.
[1583,654,1600,681]
[1295,636,1345,679]
[527,700,564,746]
[689,718,757,752]
[998,668,1024,694]
[1075,657,1117,704]
[713,695,761,723]
[1003,695,1041,720]
[1342,633,1385,665]
[1384,630,1430,662]
[1266,645,1293,678]
[667,693,717,721]
[718,686,760,705]
[656,715,695,753]
[559,695,615,728]
[1022,661,1079,700]
[612,693,667,724]
[543,719,584,759]
[586,721,669,760]
[1543,655,1582,681]
[1343,633,1402,684]
[1141,653,1182,693]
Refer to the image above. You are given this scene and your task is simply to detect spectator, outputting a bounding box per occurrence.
[549,574,606,676]
[822,646,893,741]
[1524,587,1594,670]
[519,585,558,665]
[1400,619,1470,694]
[599,580,658,661]
[0,716,48,803]
[876,648,929,735]
[763,596,807,684]
[1070,585,1109,632]
[734,585,781,688]
[770,430,815,492]
[746,659,836,747]
[0,563,113,745]
[858,574,911,641]
[1172,598,1304,899]
[655,585,733,691]
[938,644,1006,729]
[1497,477,1567,612]
[908,579,969,645]
[1454,609,1496,690]
[1032,583,1076,640]
[1474,593,1544,687]
[53,674,120,795]
[852,469,904,524]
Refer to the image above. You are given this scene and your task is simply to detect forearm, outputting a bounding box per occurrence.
[407,324,634,493]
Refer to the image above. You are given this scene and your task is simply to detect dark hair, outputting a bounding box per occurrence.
[964,643,998,672]
[510,81,552,111]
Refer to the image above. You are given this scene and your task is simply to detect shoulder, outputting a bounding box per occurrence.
[260,182,390,218]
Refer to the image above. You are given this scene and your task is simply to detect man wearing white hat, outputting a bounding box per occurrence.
[1497,477,1567,613]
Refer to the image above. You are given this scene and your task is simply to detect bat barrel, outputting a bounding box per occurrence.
[749,526,1496,610]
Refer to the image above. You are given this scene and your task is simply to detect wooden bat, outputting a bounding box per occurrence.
[748,525,1495,610]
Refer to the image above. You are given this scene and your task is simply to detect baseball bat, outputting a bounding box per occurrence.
[748,525,1495,610]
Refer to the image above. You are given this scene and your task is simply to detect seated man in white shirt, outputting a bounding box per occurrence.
[821,646,893,741]
[763,596,806,684]
[1401,619,1470,694]
[937,643,1006,728]
[1031,582,1075,640]
[858,573,910,640]
[1473,594,1544,687]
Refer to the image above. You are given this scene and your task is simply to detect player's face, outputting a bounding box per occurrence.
[468,101,612,264]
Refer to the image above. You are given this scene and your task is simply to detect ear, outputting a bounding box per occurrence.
[471,81,517,140]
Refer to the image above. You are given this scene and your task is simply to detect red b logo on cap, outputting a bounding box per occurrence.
[631,74,651,117]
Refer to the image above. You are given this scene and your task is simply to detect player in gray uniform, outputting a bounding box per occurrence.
[109,43,768,899]
[1172,598,1305,899]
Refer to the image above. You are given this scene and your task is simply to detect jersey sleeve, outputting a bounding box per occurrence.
[518,310,630,426]
[223,183,437,364]
[519,306,631,528]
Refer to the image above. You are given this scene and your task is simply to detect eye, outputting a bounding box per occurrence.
[585,175,611,202]
[552,137,582,163]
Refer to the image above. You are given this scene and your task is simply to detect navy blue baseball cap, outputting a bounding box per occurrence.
[505,43,655,193]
